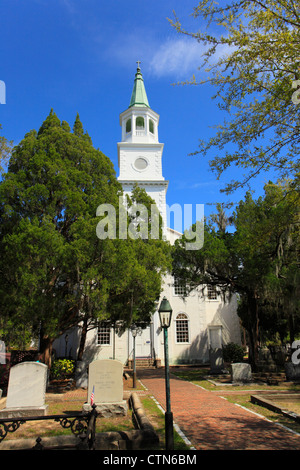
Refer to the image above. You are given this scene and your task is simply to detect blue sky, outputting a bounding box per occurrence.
[1,0,276,229]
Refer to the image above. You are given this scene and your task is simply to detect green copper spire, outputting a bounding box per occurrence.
[129,61,150,108]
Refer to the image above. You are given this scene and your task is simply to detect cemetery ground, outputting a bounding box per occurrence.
[1,365,300,450]
[0,369,190,450]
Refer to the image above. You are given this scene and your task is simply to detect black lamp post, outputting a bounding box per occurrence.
[158,296,174,451]
[64,334,69,358]
[131,324,138,388]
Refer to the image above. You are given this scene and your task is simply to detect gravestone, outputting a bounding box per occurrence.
[231,363,252,383]
[0,362,48,418]
[209,348,224,374]
[284,362,300,381]
[0,340,6,365]
[208,325,225,374]
[75,360,88,388]
[82,359,127,417]
[257,347,277,372]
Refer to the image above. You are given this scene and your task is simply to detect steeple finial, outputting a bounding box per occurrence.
[128,61,150,108]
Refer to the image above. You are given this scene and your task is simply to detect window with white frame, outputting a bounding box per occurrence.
[97,324,111,345]
[126,118,132,133]
[207,284,217,300]
[136,116,145,130]
[175,313,189,343]
[174,278,187,296]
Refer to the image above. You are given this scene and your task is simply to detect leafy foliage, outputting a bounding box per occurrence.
[0,110,171,365]
[50,359,75,380]
[172,179,300,368]
[222,342,245,363]
[169,1,300,192]
[0,123,12,173]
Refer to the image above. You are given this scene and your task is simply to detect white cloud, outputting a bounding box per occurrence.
[103,30,203,81]
[102,28,235,82]
[149,37,202,79]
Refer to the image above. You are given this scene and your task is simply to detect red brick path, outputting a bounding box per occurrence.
[138,368,300,450]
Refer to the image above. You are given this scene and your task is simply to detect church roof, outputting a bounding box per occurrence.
[129,63,150,108]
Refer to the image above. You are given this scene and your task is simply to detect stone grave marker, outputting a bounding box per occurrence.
[0,361,48,418]
[0,340,6,365]
[209,348,224,374]
[208,325,225,374]
[284,362,300,381]
[231,362,252,383]
[75,360,88,388]
[82,359,127,417]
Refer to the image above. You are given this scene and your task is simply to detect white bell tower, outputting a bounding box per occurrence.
[118,63,168,234]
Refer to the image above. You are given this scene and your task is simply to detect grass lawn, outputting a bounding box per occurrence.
[0,381,191,450]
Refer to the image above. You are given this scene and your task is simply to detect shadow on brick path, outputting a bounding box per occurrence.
[138,368,300,451]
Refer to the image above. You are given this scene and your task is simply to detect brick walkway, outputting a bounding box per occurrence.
[138,368,300,450]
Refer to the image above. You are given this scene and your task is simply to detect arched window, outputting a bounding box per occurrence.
[149,119,154,134]
[126,118,131,133]
[175,313,189,343]
[136,116,145,130]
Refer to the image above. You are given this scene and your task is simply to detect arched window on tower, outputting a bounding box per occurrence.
[126,118,132,133]
[149,119,154,134]
[175,313,189,343]
[136,116,145,130]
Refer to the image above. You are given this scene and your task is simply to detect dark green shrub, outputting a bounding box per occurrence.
[222,342,245,363]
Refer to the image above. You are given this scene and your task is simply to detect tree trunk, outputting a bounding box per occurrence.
[39,334,54,369]
[247,295,260,372]
[289,312,295,344]
[77,314,88,361]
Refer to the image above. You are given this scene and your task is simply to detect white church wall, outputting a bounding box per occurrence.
[118,146,164,181]
[75,326,129,365]
[155,273,241,366]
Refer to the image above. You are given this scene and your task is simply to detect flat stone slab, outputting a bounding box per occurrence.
[0,405,48,419]
[82,401,127,418]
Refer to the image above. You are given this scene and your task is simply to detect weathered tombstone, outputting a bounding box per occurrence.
[0,362,48,418]
[75,360,88,388]
[209,349,224,374]
[231,363,252,383]
[208,325,224,374]
[0,340,6,365]
[82,359,127,417]
[284,362,300,381]
[257,347,277,372]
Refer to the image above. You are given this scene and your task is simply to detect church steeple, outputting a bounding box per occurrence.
[117,62,168,237]
[119,63,160,144]
[129,62,150,108]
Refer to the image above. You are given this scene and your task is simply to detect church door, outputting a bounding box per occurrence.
[135,326,151,357]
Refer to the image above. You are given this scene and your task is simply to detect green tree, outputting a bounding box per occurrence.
[0,110,171,366]
[169,0,300,193]
[0,123,12,173]
[77,185,171,359]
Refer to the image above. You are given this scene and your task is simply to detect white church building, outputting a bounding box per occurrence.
[53,65,241,366]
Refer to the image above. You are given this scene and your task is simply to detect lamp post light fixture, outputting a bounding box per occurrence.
[158,296,174,451]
